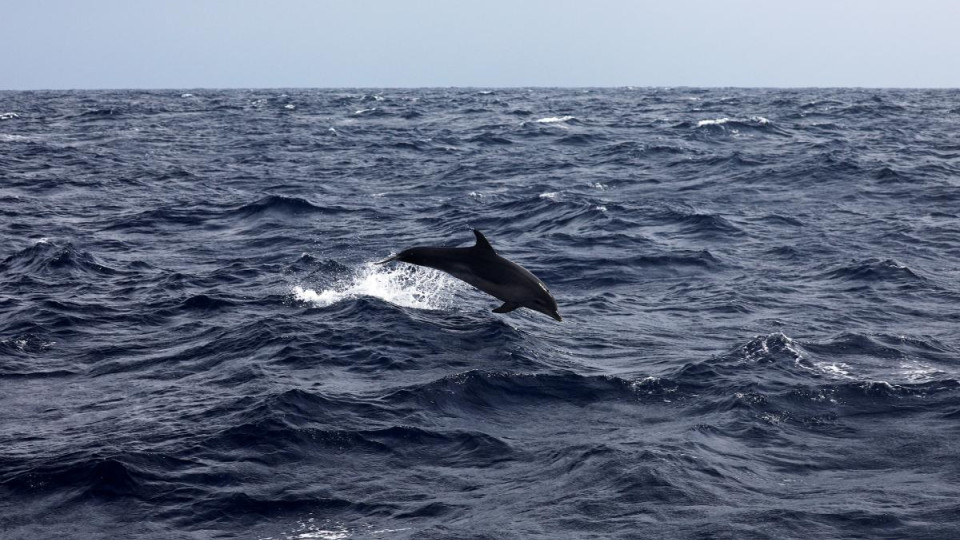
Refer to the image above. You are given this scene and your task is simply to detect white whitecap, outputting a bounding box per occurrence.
[284,104,296,110]
[696,117,731,127]
[293,262,463,311]
[899,361,942,382]
[696,116,770,128]
[539,192,559,200]
[815,362,854,379]
[0,112,20,120]
[535,115,575,124]
[180,93,193,98]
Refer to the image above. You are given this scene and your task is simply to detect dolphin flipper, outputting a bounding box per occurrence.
[492,302,520,314]
[375,255,399,265]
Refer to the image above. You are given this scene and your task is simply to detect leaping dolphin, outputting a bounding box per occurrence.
[377,230,562,321]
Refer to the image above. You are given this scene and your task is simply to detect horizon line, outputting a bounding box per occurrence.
[3,85,960,92]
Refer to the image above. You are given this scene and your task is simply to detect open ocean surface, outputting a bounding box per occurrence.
[2,88,960,539]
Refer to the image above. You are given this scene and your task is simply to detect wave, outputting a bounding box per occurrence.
[534,115,576,124]
[178,294,237,311]
[554,133,604,146]
[675,332,960,392]
[695,116,769,128]
[228,195,328,218]
[652,207,746,238]
[352,107,392,117]
[872,165,912,183]
[0,240,117,277]
[101,206,209,231]
[820,258,926,284]
[382,370,659,411]
[682,115,791,137]
[466,132,514,145]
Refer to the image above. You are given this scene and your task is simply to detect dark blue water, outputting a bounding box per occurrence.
[2,88,960,539]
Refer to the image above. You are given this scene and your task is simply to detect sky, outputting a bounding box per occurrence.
[3,0,960,89]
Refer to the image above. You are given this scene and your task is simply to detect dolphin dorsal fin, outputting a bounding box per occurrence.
[473,229,496,253]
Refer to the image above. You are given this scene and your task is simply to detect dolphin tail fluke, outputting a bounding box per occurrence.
[492,302,520,314]
[375,254,399,265]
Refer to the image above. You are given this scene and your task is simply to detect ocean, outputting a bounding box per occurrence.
[1,88,959,539]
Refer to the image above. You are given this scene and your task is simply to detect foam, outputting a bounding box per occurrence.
[0,112,20,120]
[256,519,349,540]
[293,262,463,310]
[535,115,575,124]
[697,117,731,127]
[696,116,769,128]
[899,361,941,382]
[815,362,853,379]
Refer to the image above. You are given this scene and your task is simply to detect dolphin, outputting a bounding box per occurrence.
[377,230,562,321]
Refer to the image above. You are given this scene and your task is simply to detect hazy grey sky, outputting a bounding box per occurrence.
[3,0,959,89]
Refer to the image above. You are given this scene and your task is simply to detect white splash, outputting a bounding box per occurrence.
[697,117,731,127]
[180,93,193,98]
[539,192,559,200]
[293,262,463,310]
[257,519,351,540]
[595,205,607,212]
[0,112,20,120]
[816,362,853,379]
[284,104,296,110]
[696,116,769,127]
[899,360,941,382]
[535,115,575,124]
[354,107,376,115]
[295,529,348,540]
